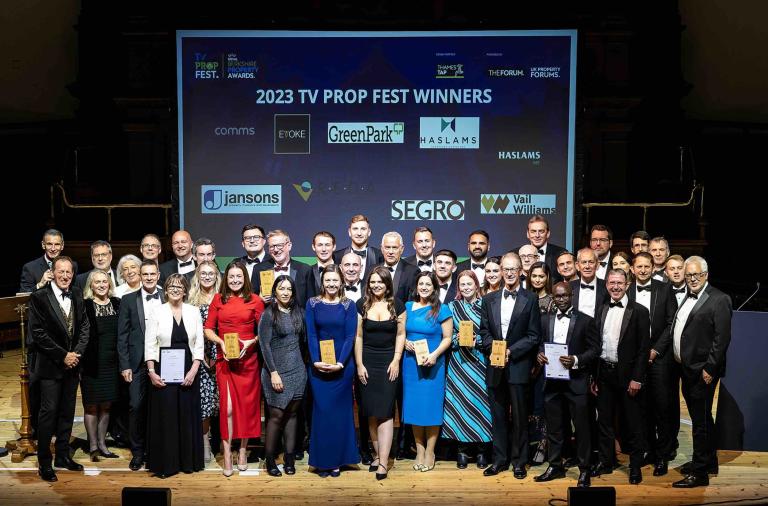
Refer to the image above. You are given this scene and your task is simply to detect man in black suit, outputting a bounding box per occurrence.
[650,236,671,282]
[253,229,311,307]
[308,231,336,298]
[434,249,458,304]
[629,252,678,475]
[456,230,491,287]
[332,214,383,279]
[524,214,566,283]
[591,269,650,484]
[665,255,688,307]
[404,226,436,272]
[589,224,613,280]
[28,256,89,481]
[74,240,117,291]
[665,256,732,488]
[117,260,163,471]
[479,252,541,479]
[378,231,419,303]
[240,224,269,287]
[339,252,363,303]
[570,248,608,318]
[159,230,195,283]
[20,229,78,293]
[534,281,600,488]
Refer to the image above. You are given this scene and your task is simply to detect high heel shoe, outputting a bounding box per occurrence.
[283,454,296,475]
[421,458,436,472]
[412,463,424,471]
[98,448,119,459]
[222,450,234,477]
[237,450,248,471]
[265,457,282,477]
[90,450,100,463]
[369,458,380,472]
[376,463,388,481]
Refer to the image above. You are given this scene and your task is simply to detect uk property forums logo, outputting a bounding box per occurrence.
[480,194,556,215]
[274,114,310,154]
[327,122,404,144]
[202,185,282,214]
[419,117,479,149]
[391,199,465,221]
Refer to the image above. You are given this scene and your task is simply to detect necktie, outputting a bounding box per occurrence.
[245,257,260,265]
[439,283,448,290]
[179,260,193,267]
[275,266,289,272]
[418,259,432,267]
[687,292,698,299]
[352,249,367,258]
[145,292,159,301]
[557,311,571,320]
[637,285,651,292]
[503,289,517,299]
[599,261,607,268]
[472,263,484,270]
[344,285,358,292]
[61,290,72,299]
[673,287,685,295]
[580,283,594,290]
[609,300,623,308]
[538,249,545,255]
[47,260,52,269]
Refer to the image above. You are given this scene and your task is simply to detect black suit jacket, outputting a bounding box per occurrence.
[627,280,676,357]
[117,288,163,373]
[83,297,121,377]
[333,246,384,276]
[659,284,732,381]
[570,278,609,317]
[540,310,600,395]
[403,253,434,270]
[158,258,195,284]
[438,278,458,304]
[365,259,420,303]
[252,259,312,308]
[479,288,541,386]
[19,256,79,293]
[595,299,650,386]
[28,285,90,379]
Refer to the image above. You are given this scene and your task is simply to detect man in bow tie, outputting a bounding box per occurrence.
[433,249,458,303]
[332,214,384,278]
[159,230,195,283]
[117,260,163,471]
[650,237,671,282]
[29,256,90,481]
[253,229,311,307]
[240,224,268,282]
[570,248,608,318]
[589,225,613,280]
[376,231,419,303]
[340,252,363,303]
[404,226,436,272]
[456,230,491,287]
[309,231,336,297]
[523,215,567,283]
[665,255,688,306]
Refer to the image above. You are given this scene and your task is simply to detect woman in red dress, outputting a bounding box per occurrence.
[204,261,264,476]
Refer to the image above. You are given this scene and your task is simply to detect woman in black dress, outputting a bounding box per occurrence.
[81,270,121,461]
[258,275,307,477]
[144,274,205,478]
[354,266,406,480]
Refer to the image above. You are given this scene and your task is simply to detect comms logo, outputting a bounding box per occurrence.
[327,122,404,144]
[214,126,255,136]
[225,53,258,79]
[480,194,556,215]
[193,53,220,79]
[419,117,479,149]
[274,114,310,154]
[486,67,525,78]
[391,200,465,221]
[435,64,464,79]
[202,185,282,214]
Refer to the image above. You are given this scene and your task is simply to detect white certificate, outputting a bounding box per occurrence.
[544,343,570,380]
[160,348,186,384]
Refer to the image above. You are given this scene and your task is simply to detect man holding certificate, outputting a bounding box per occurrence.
[534,282,600,487]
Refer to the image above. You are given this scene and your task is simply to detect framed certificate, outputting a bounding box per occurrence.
[458,320,474,347]
[223,332,240,360]
[413,339,430,365]
[260,270,275,297]
[159,348,185,384]
[319,339,336,365]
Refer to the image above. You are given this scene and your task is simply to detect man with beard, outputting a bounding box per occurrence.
[457,230,491,287]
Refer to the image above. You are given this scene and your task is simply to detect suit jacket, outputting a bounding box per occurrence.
[74,268,117,292]
[570,278,609,317]
[28,285,90,379]
[595,299,650,386]
[404,254,432,270]
[19,256,79,293]
[627,280,676,357]
[479,288,541,386]
[83,297,121,377]
[159,258,195,284]
[379,260,420,303]
[117,288,163,372]
[540,310,600,395]
[246,255,275,289]
[438,277,458,304]
[252,259,312,307]
[659,284,732,381]
[144,302,205,364]
[333,245,384,275]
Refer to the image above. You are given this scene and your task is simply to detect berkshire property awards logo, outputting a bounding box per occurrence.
[419,117,479,149]
[202,185,282,214]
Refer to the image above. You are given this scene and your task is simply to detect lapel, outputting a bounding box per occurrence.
[572,282,581,311]
[136,291,146,335]
[627,283,636,302]
[313,264,322,288]
[490,291,502,338]
[598,303,608,337]
[619,303,634,344]
[45,287,68,335]
[392,261,404,292]
[566,310,577,344]
[289,261,297,281]
[649,284,657,321]
[683,286,710,332]
[547,312,556,343]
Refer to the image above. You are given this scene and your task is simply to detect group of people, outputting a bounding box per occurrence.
[19,215,731,489]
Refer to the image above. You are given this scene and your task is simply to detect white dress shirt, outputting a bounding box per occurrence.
[344,280,362,303]
[671,284,687,306]
[634,281,652,312]
[177,257,195,276]
[141,287,162,324]
[439,279,452,304]
[500,288,518,338]
[577,278,598,318]
[244,251,266,279]
[416,256,434,272]
[600,294,627,363]
[673,283,707,363]
[470,260,486,286]
[553,307,579,368]
[51,283,72,315]
[596,252,611,280]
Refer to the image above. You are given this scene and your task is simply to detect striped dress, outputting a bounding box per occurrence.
[442,298,492,442]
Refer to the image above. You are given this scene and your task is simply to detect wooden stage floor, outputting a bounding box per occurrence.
[1,348,767,505]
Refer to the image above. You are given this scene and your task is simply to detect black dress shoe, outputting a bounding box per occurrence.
[456,453,469,469]
[513,466,527,479]
[38,466,57,482]
[293,451,304,461]
[672,473,709,488]
[534,466,565,482]
[54,458,84,471]
[629,467,642,485]
[476,453,489,469]
[266,457,282,477]
[129,456,143,471]
[653,460,668,476]
[283,454,296,475]
[99,449,119,459]
[590,462,614,477]
[680,460,718,475]
[577,470,591,487]
[483,464,508,476]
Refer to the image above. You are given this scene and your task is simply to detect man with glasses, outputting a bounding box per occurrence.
[589,225,613,280]
[139,234,163,263]
[74,240,116,291]
[480,252,541,479]
[570,248,608,318]
[630,231,651,255]
[518,244,540,290]
[240,224,268,286]
[657,256,732,488]
[253,229,311,307]
[159,230,195,283]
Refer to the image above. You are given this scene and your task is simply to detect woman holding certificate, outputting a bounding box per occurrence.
[144,274,205,478]
[443,270,492,469]
[204,261,265,477]
[305,264,359,477]
[402,271,452,472]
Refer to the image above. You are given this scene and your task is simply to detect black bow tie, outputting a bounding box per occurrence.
[519,274,527,281]
[274,265,289,272]
[557,311,572,320]
[318,265,326,274]
[179,260,193,268]
[245,257,260,265]
[538,248,545,255]
[673,287,686,295]
[687,292,699,299]
[352,249,367,258]
[503,289,517,299]
[145,292,159,301]
[418,259,432,267]
[344,285,358,292]
[609,300,623,308]
[637,285,651,292]
[388,266,395,273]
[472,263,484,270]
[580,283,594,290]
[439,283,449,290]
[61,290,72,299]
[599,261,607,268]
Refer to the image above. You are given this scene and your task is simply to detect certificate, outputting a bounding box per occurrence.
[490,340,506,368]
[159,348,185,384]
[544,343,570,380]
[458,320,474,347]
[413,339,430,366]
[319,339,336,365]
[223,332,240,360]
[260,270,275,297]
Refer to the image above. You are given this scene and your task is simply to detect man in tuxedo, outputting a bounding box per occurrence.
[534,281,599,488]
[404,226,436,272]
[308,231,336,298]
[570,248,608,318]
[378,231,419,303]
[253,230,311,307]
[159,230,195,282]
[340,252,363,303]
[74,240,116,291]
[117,260,163,471]
[629,252,678,475]
[518,244,539,290]
[433,249,458,303]
[456,230,490,287]
[524,215,566,282]
[480,252,541,479]
[665,255,688,306]
[630,230,650,255]
[139,233,162,263]
[332,214,383,279]
[20,229,78,292]
[556,251,579,283]
[28,256,89,481]
[240,224,269,287]
[665,256,732,488]
[589,225,613,280]
[591,269,650,484]
[650,237,670,282]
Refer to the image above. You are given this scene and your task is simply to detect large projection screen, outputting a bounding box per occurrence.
[177,30,577,260]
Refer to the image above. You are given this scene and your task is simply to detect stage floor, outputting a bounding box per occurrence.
[1,348,766,505]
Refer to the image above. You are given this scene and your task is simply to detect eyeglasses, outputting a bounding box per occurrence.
[141,243,160,249]
[502,267,521,273]
[93,253,110,259]
[243,235,264,242]
[167,286,185,293]
[519,254,539,260]
[268,242,288,251]
[199,272,217,279]
[684,272,707,280]
[590,238,610,244]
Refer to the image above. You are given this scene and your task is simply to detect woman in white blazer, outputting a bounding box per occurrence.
[144,273,205,478]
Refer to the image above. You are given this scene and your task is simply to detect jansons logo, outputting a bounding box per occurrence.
[202,185,282,214]
[480,194,556,215]
[419,117,479,149]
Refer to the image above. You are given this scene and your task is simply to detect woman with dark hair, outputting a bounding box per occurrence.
[81,270,121,461]
[443,270,492,469]
[611,251,634,284]
[258,275,307,477]
[402,271,452,472]
[483,257,502,294]
[203,261,264,477]
[529,261,555,314]
[305,264,359,477]
[145,274,205,478]
[354,266,406,480]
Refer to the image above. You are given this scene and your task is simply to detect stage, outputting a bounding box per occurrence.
[1,347,766,505]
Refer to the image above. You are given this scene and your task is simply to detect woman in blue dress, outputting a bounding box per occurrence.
[443,270,493,469]
[403,271,452,472]
[305,264,359,477]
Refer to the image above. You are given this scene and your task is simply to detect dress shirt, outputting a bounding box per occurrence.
[471,260,486,286]
[439,279,452,303]
[141,287,162,321]
[416,256,434,272]
[553,307,579,368]
[244,251,266,278]
[51,283,72,316]
[344,281,362,303]
[596,252,611,280]
[500,287,518,338]
[673,283,707,363]
[177,257,195,276]
[634,281,652,312]
[671,284,687,306]
[577,278,598,318]
[600,294,627,363]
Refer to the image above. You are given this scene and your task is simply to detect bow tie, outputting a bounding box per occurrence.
[352,249,367,258]
[673,287,686,295]
[244,257,260,265]
[580,283,594,290]
[344,285,358,292]
[179,260,193,268]
[637,285,651,292]
[687,292,699,299]
[599,261,607,268]
[503,289,517,299]
[538,249,545,255]
[472,263,484,270]
[609,300,623,308]
[388,266,395,273]
[418,259,432,267]
[439,283,449,290]
[61,290,72,299]
[274,265,289,272]
[145,292,159,301]
[557,311,571,320]
[318,265,327,274]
